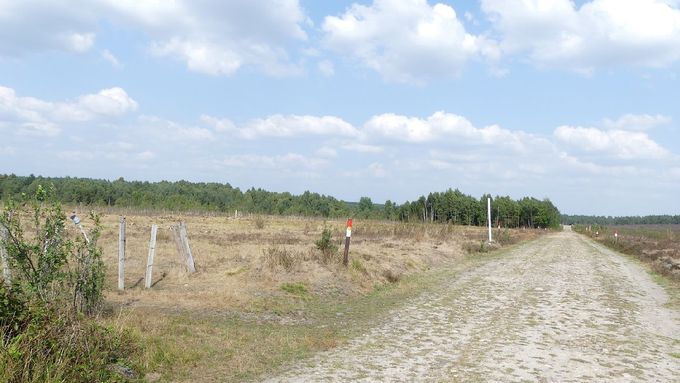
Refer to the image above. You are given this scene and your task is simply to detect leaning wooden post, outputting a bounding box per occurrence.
[179,222,196,273]
[145,225,158,289]
[118,217,126,291]
[343,218,353,267]
[0,225,11,286]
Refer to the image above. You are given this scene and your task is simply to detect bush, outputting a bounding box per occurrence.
[0,185,143,382]
[315,227,338,259]
[254,215,266,230]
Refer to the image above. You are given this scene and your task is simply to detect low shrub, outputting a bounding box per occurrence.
[315,227,338,263]
[0,186,144,382]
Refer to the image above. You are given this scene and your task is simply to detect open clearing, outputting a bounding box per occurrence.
[264,229,680,382]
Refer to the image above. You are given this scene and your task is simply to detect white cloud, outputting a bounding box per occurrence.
[200,115,236,132]
[363,111,528,151]
[0,1,308,76]
[240,114,359,139]
[322,0,499,83]
[16,122,61,137]
[104,0,309,76]
[558,151,643,176]
[601,113,671,131]
[0,86,137,137]
[66,32,95,52]
[554,125,670,159]
[75,87,138,117]
[139,115,214,141]
[0,2,98,56]
[482,0,680,72]
[101,49,122,68]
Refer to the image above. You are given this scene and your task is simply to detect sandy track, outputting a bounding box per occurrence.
[263,231,680,382]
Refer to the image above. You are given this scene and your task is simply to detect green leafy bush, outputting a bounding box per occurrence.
[0,185,143,382]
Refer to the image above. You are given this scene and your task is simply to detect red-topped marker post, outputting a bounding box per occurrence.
[343,218,353,266]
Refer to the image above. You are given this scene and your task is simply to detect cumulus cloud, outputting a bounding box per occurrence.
[202,114,362,140]
[228,114,359,139]
[554,125,670,159]
[322,0,499,83]
[139,115,214,141]
[104,0,309,76]
[482,0,680,72]
[0,85,137,136]
[601,113,671,131]
[101,49,122,68]
[0,1,308,76]
[363,111,527,151]
[0,1,98,56]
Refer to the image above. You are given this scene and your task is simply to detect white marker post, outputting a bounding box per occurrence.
[487,197,492,243]
[343,218,352,267]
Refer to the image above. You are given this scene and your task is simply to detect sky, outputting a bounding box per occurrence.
[0,0,679,216]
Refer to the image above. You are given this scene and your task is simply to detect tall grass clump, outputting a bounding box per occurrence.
[0,185,143,382]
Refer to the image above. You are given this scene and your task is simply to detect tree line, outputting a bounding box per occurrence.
[562,214,680,226]
[0,174,561,228]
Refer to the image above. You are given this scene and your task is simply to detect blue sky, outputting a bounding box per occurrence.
[1,0,679,216]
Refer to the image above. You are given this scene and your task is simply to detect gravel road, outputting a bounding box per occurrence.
[263,230,680,382]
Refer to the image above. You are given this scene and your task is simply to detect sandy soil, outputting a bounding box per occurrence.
[263,230,680,382]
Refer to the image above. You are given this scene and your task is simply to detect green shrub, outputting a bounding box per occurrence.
[315,227,338,258]
[0,185,143,382]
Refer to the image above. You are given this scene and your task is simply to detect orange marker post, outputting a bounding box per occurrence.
[343,218,352,267]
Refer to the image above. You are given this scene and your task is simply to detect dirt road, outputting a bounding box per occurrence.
[264,231,680,382]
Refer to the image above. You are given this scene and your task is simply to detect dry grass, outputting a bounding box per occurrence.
[79,212,545,382]
[576,224,680,282]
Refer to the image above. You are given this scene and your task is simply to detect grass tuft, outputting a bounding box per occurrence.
[281,282,308,297]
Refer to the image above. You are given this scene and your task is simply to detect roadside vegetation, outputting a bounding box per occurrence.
[573,224,680,283]
[0,187,143,382]
[0,181,553,382]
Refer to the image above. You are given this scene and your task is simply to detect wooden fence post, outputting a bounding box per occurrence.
[145,225,158,289]
[172,222,196,273]
[118,217,126,291]
[179,222,196,273]
[1,225,11,286]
